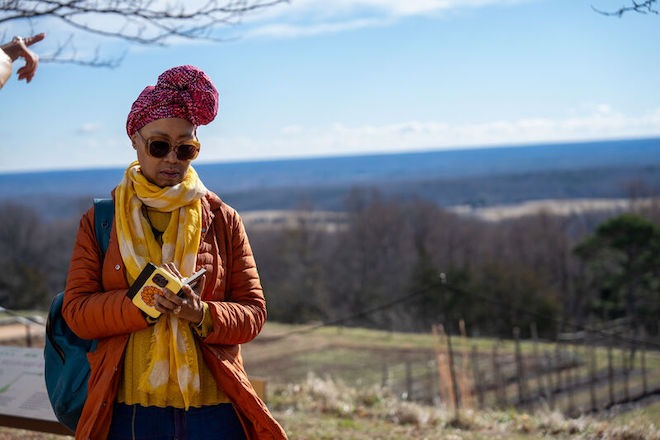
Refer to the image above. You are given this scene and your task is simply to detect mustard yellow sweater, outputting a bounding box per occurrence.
[117,208,229,407]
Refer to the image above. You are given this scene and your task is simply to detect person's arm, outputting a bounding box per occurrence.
[0,33,45,85]
[62,207,149,340]
[202,210,267,346]
[0,50,11,89]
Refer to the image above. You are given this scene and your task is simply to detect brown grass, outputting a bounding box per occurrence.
[269,374,660,439]
[0,321,658,439]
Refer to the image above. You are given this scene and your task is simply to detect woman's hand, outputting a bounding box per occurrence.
[1,33,45,83]
[153,262,206,325]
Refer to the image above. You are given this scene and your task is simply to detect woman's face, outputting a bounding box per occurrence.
[133,118,197,187]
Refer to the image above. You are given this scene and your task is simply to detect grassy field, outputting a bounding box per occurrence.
[0,320,658,439]
[270,375,660,439]
[247,322,660,438]
[245,323,659,403]
[1,379,656,439]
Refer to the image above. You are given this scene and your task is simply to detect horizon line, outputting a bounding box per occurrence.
[2,135,659,176]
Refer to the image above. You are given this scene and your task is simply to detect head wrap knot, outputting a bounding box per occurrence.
[126,65,219,138]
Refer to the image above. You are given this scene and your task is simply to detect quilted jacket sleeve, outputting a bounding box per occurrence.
[0,50,11,89]
[203,205,267,346]
[62,206,149,340]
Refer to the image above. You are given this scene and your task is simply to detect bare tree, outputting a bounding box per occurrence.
[593,0,659,16]
[1,0,288,66]
[0,201,78,309]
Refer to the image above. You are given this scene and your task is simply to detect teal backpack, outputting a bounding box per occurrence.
[44,198,113,432]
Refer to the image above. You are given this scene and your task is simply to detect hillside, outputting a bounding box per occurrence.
[1,137,659,218]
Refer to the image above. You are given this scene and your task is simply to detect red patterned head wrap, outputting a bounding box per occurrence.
[126,65,219,138]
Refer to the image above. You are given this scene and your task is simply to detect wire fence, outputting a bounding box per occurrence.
[0,280,658,420]
[384,320,660,417]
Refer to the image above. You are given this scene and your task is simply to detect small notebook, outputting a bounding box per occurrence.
[126,263,183,318]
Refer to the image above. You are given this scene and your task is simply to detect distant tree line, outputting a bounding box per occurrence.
[250,189,660,339]
[0,190,658,340]
[0,202,78,309]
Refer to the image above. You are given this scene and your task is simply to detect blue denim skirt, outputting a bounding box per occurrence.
[108,403,247,440]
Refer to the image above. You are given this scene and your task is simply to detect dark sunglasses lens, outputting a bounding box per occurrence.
[176,144,198,160]
[149,140,171,158]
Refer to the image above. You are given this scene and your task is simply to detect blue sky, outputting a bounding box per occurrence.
[1,0,660,173]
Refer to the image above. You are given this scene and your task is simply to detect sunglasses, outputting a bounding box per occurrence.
[136,130,201,161]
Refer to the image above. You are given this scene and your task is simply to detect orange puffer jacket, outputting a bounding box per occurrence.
[63,191,288,440]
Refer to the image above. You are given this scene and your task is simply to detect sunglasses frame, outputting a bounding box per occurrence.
[136,130,201,161]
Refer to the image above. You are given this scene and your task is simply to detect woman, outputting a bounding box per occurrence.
[63,65,287,439]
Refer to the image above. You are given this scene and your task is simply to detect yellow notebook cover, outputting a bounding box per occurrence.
[126,263,184,318]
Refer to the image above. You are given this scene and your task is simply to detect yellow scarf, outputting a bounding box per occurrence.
[115,161,207,408]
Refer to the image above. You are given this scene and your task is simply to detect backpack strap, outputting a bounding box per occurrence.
[45,199,112,432]
[47,199,112,357]
[93,198,114,255]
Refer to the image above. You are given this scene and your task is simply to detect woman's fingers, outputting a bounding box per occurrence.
[24,33,45,47]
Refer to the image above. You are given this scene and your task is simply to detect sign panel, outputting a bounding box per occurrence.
[0,346,56,422]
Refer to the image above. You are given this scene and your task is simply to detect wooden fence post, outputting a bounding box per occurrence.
[432,324,453,407]
[530,322,540,409]
[608,333,614,407]
[427,359,437,405]
[406,359,413,401]
[554,341,563,410]
[513,327,526,406]
[544,350,555,409]
[640,327,647,396]
[566,341,576,415]
[381,362,389,389]
[458,320,473,410]
[623,330,631,403]
[445,324,461,418]
[471,345,484,408]
[588,331,597,412]
[24,323,32,347]
[492,341,506,407]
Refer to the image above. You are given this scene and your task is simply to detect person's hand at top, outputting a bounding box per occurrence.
[2,33,45,83]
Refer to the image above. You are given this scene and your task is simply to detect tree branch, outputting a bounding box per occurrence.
[592,0,659,17]
[1,0,288,66]
[38,33,126,68]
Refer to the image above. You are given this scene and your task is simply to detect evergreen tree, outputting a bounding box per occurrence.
[575,214,660,332]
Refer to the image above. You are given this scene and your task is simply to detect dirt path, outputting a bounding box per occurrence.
[0,323,44,347]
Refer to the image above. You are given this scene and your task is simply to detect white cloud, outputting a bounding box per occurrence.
[242,0,531,39]
[76,123,102,134]
[244,17,392,38]
[280,125,304,135]
[2,0,530,50]
[8,104,657,173]
[200,105,660,163]
[256,0,527,20]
